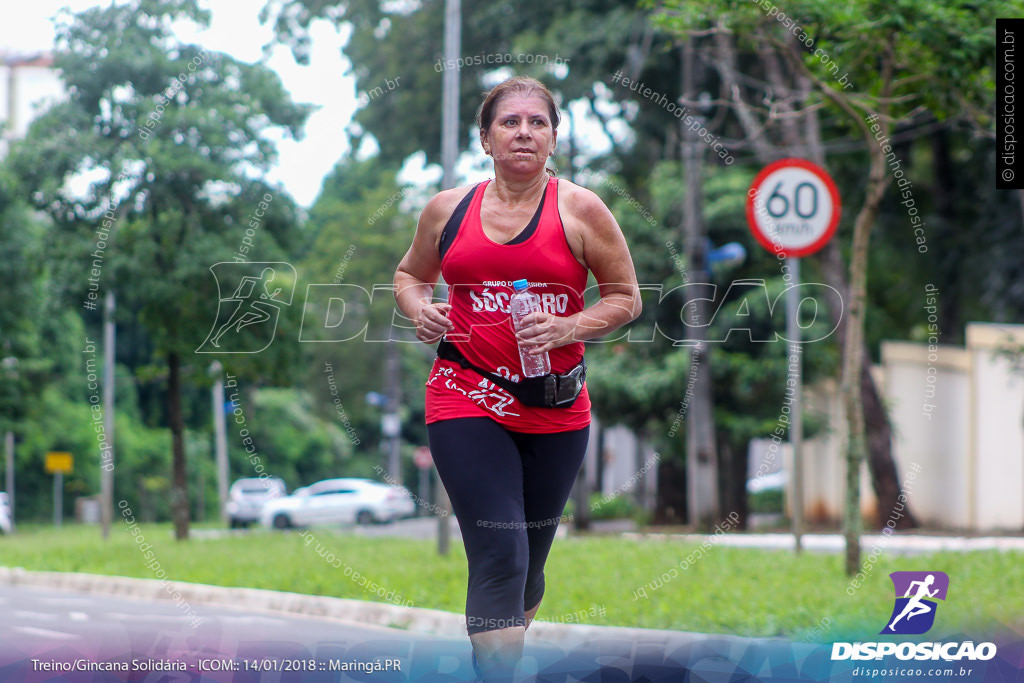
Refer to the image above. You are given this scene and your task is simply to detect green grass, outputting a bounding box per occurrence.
[2,524,1021,639]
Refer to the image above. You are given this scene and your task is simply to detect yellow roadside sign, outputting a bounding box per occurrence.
[45,452,73,474]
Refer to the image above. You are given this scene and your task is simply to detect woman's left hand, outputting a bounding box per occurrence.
[514,312,577,355]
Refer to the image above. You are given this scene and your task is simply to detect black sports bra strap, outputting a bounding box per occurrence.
[505,187,546,245]
[438,185,479,260]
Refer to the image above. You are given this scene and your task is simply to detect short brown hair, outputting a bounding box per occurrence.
[476,76,561,134]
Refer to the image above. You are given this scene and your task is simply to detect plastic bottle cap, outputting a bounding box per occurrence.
[512,279,529,291]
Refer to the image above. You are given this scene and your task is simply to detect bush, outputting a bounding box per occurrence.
[588,492,638,520]
[748,488,784,514]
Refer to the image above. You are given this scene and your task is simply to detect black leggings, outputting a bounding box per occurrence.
[427,417,589,635]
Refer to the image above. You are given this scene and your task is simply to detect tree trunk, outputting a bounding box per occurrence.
[717,435,748,529]
[820,237,919,532]
[654,457,687,525]
[168,351,189,541]
[841,138,891,574]
[716,30,916,537]
[861,347,917,529]
[931,127,962,342]
[681,39,719,528]
[805,78,915,534]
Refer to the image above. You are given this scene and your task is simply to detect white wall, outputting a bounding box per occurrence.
[599,424,659,508]
[595,321,1024,532]
[798,378,877,524]
[744,321,1023,532]
[967,324,1024,530]
[880,323,1024,532]
[881,342,971,528]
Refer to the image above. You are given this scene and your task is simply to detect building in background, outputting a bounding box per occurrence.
[1,51,63,157]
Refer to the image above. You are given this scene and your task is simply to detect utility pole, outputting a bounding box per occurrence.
[437,0,461,556]
[384,343,402,485]
[210,361,229,525]
[567,106,592,532]
[4,429,13,533]
[3,57,23,529]
[101,291,115,538]
[2,356,15,532]
[681,39,718,527]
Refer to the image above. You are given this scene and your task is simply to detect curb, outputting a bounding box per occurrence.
[0,566,713,649]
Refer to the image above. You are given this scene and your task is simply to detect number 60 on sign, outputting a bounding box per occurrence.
[746,158,841,259]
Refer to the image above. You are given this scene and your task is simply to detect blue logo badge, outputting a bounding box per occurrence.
[881,571,949,635]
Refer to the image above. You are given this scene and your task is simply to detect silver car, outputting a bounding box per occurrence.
[0,492,11,535]
[226,477,287,528]
[260,478,415,529]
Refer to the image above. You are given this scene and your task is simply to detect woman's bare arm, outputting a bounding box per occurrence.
[394,189,465,344]
[516,183,641,354]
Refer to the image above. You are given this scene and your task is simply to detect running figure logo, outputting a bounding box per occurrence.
[881,571,949,635]
[196,262,296,353]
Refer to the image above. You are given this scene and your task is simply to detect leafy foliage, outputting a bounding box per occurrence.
[7,0,310,535]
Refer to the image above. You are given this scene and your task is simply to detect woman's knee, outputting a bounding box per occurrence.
[472,529,529,580]
[524,571,545,611]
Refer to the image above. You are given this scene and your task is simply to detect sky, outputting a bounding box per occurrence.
[0,0,362,208]
[0,1,619,209]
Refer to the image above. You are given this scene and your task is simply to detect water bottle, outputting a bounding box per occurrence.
[509,279,551,378]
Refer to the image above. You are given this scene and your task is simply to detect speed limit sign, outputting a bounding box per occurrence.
[746,158,841,258]
[413,446,433,470]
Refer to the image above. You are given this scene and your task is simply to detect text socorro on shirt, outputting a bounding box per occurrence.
[469,283,570,315]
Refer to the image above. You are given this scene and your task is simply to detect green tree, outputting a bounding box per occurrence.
[0,168,46,435]
[298,154,433,482]
[10,0,311,539]
[262,0,683,181]
[651,0,1012,571]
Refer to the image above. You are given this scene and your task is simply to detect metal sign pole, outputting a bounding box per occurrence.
[748,159,839,555]
[54,471,63,527]
[786,257,804,553]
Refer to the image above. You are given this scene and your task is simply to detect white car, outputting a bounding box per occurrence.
[260,478,415,529]
[747,470,787,494]
[226,477,287,528]
[0,492,11,535]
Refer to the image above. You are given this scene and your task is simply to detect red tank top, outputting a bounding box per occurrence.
[424,177,591,433]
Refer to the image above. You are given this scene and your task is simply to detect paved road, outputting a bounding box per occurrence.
[3,578,1020,682]
[0,584,468,682]
[0,584,795,682]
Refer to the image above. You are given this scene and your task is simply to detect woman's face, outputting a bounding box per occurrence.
[481,93,557,171]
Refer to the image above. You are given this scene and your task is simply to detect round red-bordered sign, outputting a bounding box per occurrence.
[413,446,433,470]
[746,158,841,258]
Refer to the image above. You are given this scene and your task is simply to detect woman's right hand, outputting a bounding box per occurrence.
[414,302,454,344]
